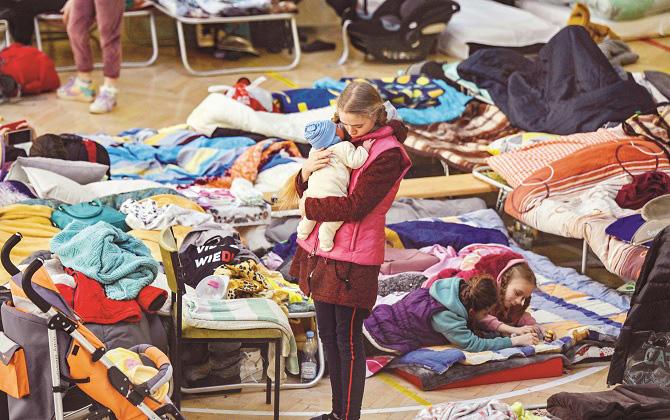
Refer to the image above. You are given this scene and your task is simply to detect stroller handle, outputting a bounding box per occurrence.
[22,259,51,314]
[1,233,22,276]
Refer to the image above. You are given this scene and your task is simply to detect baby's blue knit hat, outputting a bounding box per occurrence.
[304,120,340,149]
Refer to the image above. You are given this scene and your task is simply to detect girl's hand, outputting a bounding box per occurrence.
[511,332,539,347]
[61,0,73,25]
[302,149,332,182]
[511,326,536,336]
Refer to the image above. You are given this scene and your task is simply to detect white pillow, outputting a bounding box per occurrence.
[24,167,97,203]
[23,167,172,204]
[186,92,335,142]
[437,0,560,59]
[7,156,108,185]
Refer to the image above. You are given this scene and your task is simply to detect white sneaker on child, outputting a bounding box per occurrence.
[89,85,117,114]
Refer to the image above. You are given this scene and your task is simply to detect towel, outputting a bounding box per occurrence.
[50,221,159,300]
[183,297,299,378]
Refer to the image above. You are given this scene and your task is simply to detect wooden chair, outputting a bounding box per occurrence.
[158,227,282,419]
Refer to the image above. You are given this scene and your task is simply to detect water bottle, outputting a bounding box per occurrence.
[300,331,318,383]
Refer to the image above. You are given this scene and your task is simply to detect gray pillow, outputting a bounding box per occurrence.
[6,156,109,185]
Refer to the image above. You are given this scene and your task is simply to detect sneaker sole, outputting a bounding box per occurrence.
[89,105,116,114]
[57,91,95,103]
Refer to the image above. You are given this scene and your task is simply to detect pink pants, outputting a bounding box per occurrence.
[66,0,124,78]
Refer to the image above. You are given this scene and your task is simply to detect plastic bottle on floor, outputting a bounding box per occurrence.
[301,331,318,383]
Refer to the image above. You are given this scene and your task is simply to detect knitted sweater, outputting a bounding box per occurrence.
[50,221,159,300]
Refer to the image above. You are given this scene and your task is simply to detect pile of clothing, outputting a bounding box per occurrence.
[47,221,166,324]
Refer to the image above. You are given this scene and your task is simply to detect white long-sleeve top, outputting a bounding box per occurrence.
[304,142,369,199]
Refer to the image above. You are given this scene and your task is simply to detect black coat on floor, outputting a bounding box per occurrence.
[457,26,655,135]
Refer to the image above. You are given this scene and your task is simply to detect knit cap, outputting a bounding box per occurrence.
[304,120,341,149]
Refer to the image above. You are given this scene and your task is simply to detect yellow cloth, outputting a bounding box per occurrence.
[146,194,205,213]
[384,227,404,249]
[0,205,60,285]
[510,402,543,420]
[106,348,169,402]
[568,3,619,43]
[257,263,312,306]
[130,225,191,261]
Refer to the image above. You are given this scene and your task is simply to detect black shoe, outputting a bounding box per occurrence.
[310,413,340,420]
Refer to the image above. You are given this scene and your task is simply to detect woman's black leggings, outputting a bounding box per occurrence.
[314,300,370,420]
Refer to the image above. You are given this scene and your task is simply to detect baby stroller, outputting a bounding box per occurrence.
[334,0,460,63]
[0,233,184,419]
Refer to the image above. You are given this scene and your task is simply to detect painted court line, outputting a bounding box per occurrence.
[377,372,432,406]
[181,365,606,417]
[642,38,670,53]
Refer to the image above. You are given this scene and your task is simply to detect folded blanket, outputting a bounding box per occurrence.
[0,204,60,285]
[50,221,159,300]
[182,297,299,377]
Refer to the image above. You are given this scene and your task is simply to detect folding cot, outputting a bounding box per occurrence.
[473,165,594,275]
[150,2,301,76]
[33,8,159,72]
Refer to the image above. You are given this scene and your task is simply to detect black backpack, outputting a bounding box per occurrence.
[0,74,19,103]
[609,227,670,391]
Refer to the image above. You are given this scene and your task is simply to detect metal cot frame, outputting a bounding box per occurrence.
[472,166,591,275]
[33,9,159,72]
[151,3,301,76]
[0,19,10,48]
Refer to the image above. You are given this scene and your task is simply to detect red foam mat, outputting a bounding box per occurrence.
[394,356,564,391]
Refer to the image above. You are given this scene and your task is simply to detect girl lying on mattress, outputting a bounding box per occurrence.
[363,274,540,355]
[424,247,543,339]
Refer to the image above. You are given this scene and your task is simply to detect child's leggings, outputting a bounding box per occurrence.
[314,300,369,420]
[296,219,344,252]
[66,0,124,78]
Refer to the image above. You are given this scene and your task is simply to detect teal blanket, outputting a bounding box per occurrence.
[51,221,159,300]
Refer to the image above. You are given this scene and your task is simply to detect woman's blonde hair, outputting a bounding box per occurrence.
[332,81,387,126]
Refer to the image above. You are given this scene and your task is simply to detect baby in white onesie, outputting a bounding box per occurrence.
[297,120,372,251]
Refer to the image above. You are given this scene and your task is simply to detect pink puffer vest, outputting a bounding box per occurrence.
[297,125,412,265]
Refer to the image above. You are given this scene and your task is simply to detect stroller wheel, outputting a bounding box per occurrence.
[85,405,114,420]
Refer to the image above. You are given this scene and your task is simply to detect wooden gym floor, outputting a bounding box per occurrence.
[2,14,670,419]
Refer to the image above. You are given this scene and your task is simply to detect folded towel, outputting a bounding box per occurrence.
[183,296,299,378]
[51,221,159,300]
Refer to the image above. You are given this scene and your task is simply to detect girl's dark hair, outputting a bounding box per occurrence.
[30,134,67,160]
[498,263,536,313]
[459,275,498,313]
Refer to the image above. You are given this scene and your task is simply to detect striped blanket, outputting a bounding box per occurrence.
[183,296,299,377]
[488,127,627,188]
[404,101,519,172]
[503,137,670,280]
[366,270,624,378]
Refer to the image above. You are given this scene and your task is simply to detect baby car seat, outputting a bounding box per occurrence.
[339,0,460,63]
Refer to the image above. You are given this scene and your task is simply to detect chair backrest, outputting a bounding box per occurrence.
[158,227,182,294]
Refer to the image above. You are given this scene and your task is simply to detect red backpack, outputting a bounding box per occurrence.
[0,44,60,95]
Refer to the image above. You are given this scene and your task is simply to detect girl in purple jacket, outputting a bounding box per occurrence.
[363,275,539,356]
